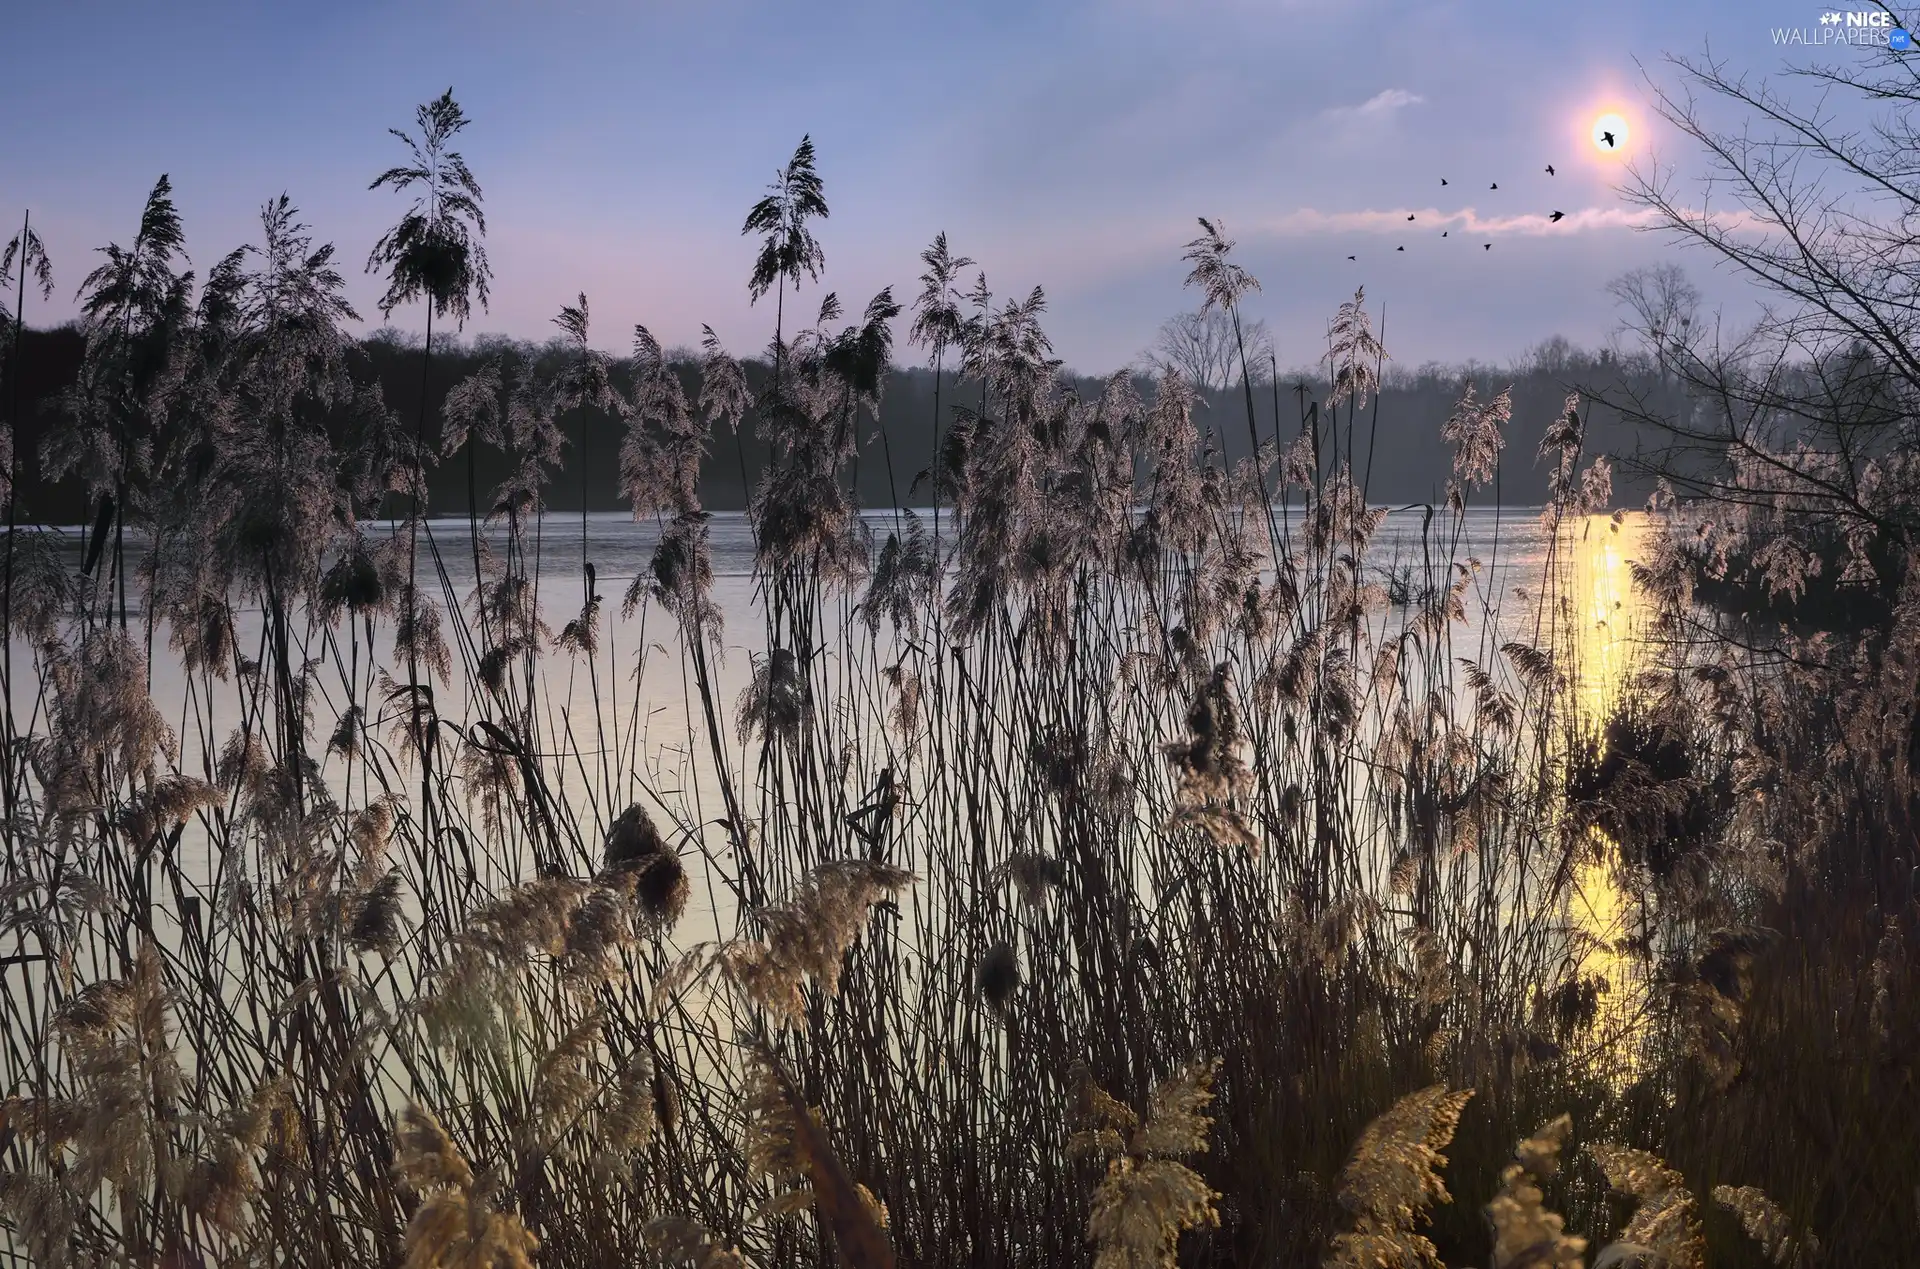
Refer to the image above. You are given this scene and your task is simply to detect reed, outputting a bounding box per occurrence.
[1,88,1916,1269]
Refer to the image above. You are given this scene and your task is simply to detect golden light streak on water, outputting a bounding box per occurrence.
[1563,513,1647,1060]
[1571,515,1639,724]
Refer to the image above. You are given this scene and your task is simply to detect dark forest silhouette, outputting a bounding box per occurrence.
[3,323,1684,522]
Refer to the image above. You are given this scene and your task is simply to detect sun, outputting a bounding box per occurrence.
[1591,112,1630,154]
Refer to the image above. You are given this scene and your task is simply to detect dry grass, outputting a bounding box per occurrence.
[2,112,1917,1269]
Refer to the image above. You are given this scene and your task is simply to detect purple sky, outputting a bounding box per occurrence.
[1,0,1900,373]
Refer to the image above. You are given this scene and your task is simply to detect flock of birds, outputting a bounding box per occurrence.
[1343,146,1603,262]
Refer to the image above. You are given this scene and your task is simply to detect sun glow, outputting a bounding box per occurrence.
[1591,112,1631,155]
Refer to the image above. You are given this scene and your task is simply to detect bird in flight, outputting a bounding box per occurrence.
[1406,213,1415,221]
[1347,254,1356,261]
[1441,230,1449,237]
[1484,243,1492,250]
[1602,130,1617,148]
[1546,164,1556,175]
[1490,182,1499,190]
[1549,210,1565,223]
[1441,177,1448,185]
[1397,245,1405,252]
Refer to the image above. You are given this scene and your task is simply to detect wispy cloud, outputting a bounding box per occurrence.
[1252,205,1762,237]
[1323,88,1426,122]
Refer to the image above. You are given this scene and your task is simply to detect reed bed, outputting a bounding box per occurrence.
[1,105,1915,1269]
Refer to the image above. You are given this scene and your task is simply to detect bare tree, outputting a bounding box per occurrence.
[1594,45,1920,588]
[1606,262,1701,372]
[1138,307,1274,392]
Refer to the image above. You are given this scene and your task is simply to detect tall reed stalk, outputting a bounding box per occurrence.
[1,119,1914,1269]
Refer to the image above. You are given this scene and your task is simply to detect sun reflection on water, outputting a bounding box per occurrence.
[1563,513,1647,1061]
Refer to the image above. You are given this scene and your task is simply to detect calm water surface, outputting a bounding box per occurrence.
[4,506,1649,978]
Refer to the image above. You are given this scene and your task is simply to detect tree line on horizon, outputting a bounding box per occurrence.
[1,319,1690,523]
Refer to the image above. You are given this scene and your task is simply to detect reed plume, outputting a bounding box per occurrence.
[1711,1184,1816,1268]
[392,1105,538,1269]
[601,802,690,926]
[366,91,491,325]
[646,1216,748,1269]
[662,859,912,1025]
[1585,1143,1704,1269]
[977,940,1020,1010]
[1322,1085,1473,1269]
[1486,1115,1585,1269]
[742,1052,895,1267]
[1070,1058,1221,1269]
[176,1076,292,1237]
[45,942,181,1219]
[1439,382,1511,507]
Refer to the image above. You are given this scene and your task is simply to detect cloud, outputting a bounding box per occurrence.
[1251,205,1763,238]
[1323,88,1426,122]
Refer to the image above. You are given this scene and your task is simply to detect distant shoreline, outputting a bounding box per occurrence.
[10,503,1572,536]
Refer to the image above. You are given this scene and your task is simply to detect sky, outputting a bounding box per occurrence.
[0,0,1907,374]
